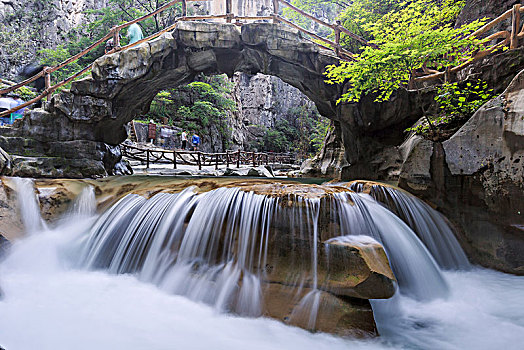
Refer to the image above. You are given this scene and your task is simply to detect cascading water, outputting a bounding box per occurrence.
[348,181,470,269]
[73,182,451,328]
[327,191,449,300]
[12,178,47,233]
[1,179,524,350]
[69,185,97,217]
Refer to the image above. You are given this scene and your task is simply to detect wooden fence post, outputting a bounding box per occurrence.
[181,0,187,17]
[334,21,342,57]
[272,0,279,23]
[215,154,219,170]
[511,4,521,49]
[226,151,230,167]
[252,151,256,167]
[44,67,51,101]
[197,152,202,170]
[226,0,232,23]
[146,150,150,169]
[444,67,451,83]
[173,150,177,169]
[237,150,241,168]
[113,28,120,49]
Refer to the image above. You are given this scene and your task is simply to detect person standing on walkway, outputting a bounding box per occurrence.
[127,23,144,45]
[181,131,188,150]
[191,133,200,151]
[148,120,156,145]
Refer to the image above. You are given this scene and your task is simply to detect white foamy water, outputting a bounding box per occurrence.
[0,224,383,350]
[12,178,47,233]
[1,184,524,350]
[1,227,524,350]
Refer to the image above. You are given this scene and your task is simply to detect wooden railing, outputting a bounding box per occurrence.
[413,4,524,84]
[0,0,369,119]
[121,143,296,170]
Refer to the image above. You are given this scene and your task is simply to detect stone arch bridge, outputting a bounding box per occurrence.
[1,22,345,177]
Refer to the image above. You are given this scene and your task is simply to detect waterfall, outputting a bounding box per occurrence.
[328,192,449,300]
[1,181,523,349]
[69,186,97,217]
[348,182,470,270]
[12,178,47,234]
[72,181,468,328]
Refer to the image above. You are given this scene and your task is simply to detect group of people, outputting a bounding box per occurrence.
[180,131,200,151]
[146,121,200,150]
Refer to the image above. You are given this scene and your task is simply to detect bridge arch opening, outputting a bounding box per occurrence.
[7,21,342,177]
[134,70,328,157]
[67,22,341,146]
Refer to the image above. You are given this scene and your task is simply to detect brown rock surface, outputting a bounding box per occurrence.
[0,178,23,240]
[262,283,377,337]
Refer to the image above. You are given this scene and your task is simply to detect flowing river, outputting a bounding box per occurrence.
[0,179,523,350]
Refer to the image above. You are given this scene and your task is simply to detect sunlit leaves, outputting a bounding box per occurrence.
[325,0,486,103]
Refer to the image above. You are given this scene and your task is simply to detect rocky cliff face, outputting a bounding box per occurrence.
[206,0,273,17]
[456,0,523,26]
[0,0,109,78]
[232,72,318,149]
[399,70,524,274]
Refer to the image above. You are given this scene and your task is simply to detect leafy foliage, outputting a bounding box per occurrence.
[13,86,38,100]
[38,45,83,83]
[146,75,236,151]
[406,80,494,138]
[251,106,327,155]
[325,0,486,103]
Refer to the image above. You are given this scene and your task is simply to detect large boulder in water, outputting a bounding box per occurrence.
[263,284,378,337]
[262,232,396,300]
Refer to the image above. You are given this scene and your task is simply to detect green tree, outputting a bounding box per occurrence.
[325,0,486,103]
[37,45,82,83]
[145,75,237,151]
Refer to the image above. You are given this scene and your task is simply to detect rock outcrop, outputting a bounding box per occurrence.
[301,121,347,178]
[0,178,23,241]
[0,147,11,175]
[399,69,524,274]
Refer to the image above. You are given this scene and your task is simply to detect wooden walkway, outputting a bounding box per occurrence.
[121,143,295,170]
